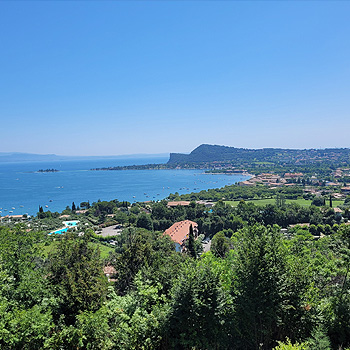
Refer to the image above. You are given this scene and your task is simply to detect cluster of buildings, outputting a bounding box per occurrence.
[238,173,298,187]
[167,200,214,208]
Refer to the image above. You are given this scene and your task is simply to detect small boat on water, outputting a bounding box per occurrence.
[45,205,48,208]
[20,205,24,207]
[12,207,15,209]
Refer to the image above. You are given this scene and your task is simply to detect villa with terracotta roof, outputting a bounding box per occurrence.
[164,220,198,252]
[167,201,191,207]
[341,187,350,194]
[284,172,304,179]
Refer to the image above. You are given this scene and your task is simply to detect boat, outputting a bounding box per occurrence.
[12,207,15,209]
[45,205,48,208]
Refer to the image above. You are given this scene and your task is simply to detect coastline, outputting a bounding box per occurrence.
[0,163,250,216]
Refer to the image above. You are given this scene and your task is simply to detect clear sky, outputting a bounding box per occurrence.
[1,1,350,156]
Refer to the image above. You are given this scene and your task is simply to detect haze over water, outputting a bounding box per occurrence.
[0,157,249,216]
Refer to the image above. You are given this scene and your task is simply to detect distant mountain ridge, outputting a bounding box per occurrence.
[168,144,350,164]
[0,152,64,163]
[0,152,169,163]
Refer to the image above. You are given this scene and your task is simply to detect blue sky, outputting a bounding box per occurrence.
[1,1,350,156]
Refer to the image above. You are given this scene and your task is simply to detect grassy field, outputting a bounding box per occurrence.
[225,198,344,207]
[39,240,114,259]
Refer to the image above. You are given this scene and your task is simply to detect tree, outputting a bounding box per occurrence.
[211,231,230,258]
[311,197,325,207]
[276,193,286,208]
[72,202,76,212]
[232,225,309,349]
[80,201,90,209]
[112,228,175,295]
[135,212,153,231]
[47,231,108,325]
[187,224,196,258]
[165,261,230,349]
[329,195,333,208]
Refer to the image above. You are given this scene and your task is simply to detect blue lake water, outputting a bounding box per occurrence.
[0,157,249,216]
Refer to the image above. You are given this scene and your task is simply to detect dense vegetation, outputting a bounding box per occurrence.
[1,220,350,349]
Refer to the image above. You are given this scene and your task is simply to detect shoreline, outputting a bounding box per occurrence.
[0,168,249,217]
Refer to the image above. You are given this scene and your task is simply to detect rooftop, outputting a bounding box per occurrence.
[164,220,198,245]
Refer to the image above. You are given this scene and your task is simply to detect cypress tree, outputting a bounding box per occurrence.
[187,224,196,258]
[330,195,333,208]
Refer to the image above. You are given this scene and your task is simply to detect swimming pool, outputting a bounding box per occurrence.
[50,227,69,235]
[49,221,80,235]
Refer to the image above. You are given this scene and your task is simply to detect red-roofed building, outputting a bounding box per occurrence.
[164,220,198,252]
[284,172,304,179]
[103,264,117,282]
[341,187,350,194]
[167,201,191,207]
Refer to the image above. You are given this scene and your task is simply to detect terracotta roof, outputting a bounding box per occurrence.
[285,173,304,177]
[167,201,191,207]
[103,265,117,275]
[76,210,87,214]
[164,220,198,245]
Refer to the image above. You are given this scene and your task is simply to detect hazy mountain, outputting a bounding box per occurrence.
[0,152,169,163]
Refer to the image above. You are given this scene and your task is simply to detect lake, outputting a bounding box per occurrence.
[0,157,250,216]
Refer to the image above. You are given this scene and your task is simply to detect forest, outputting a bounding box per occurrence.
[1,193,350,349]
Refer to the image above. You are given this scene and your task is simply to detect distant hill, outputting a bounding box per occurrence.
[0,152,169,163]
[168,144,350,165]
[0,152,65,163]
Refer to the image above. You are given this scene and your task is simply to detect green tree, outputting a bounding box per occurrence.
[276,193,286,208]
[186,224,196,258]
[112,228,175,295]
[165,261,230,349]
[47,231,108,325]
[136,212,153,231]
[211,231,230,258]
[232,225,310,349]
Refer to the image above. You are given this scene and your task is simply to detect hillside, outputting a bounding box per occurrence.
[168,144,350,165]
